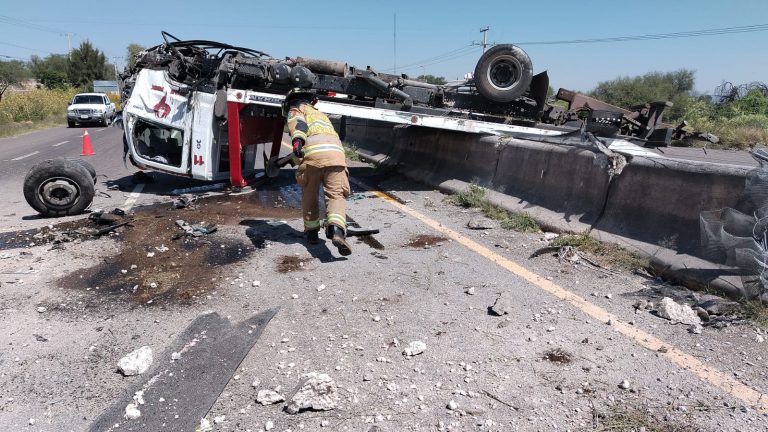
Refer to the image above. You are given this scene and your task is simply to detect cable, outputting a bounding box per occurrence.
[0,41,55,54]
[381,44,476,73]
[514,23,768,46]
[0,15,70,35]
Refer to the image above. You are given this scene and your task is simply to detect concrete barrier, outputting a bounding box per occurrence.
[344,123,757,299]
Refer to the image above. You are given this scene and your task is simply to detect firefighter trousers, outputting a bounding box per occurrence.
[296,164,350,233]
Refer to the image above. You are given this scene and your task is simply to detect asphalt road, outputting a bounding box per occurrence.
[0,127,767,431]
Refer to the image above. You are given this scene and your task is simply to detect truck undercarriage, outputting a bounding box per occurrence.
[118,32,712,187]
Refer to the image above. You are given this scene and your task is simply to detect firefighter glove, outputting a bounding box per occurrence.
[292,138,305,158]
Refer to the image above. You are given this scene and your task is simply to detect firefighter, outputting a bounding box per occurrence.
[283,88,352,256]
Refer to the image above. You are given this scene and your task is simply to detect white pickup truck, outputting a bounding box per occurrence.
[67,92,116,127]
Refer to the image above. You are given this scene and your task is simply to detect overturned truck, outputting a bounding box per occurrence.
[116,32,694,188]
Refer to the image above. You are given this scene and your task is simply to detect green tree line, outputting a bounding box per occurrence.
[0,41,145,100]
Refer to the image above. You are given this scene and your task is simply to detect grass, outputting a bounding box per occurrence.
[342,142,361,162]
[449,183,540,233]
[740,299,768,330]
[590,404,698,432]
[552,233,650,272]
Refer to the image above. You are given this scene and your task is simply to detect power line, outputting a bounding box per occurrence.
[0,41,55,55]
[0,15,70,35]
[514,23,768,45]
[382,44,476,73]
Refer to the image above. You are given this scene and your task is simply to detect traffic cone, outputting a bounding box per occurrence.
[81,129,95,156]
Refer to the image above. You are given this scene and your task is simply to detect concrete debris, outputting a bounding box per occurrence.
[316,284,326,292]
[252,280,261,287]
[489,292,513,316]
[285,372,339,414]
[403,341,427,357]
[171,352,182,361]
[117,346,153,376]
[28,419,35,426]
[467,216,495,230]
[124,403,141,420]
[0,252,13,259]
[198,418,213,431]
[36,306,46,313]
[657,297,701,326]
[257,389,285,405]
[465,287,476,295]
[265,420,275,430]
[214,415,225,424]
[447,400,458,410]
[543,232,559,241]
[619,380,630,390]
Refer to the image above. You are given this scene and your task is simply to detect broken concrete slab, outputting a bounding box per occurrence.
[117,346,153,376]
[403,340,427,357]
[285,372,339,414]
[657,297,701,326]
[89,309,278,432]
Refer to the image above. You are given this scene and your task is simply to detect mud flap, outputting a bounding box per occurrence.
[88,309,278,432]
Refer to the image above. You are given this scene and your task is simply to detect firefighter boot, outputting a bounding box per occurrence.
[327,225,352,256]
[306,229,320,244]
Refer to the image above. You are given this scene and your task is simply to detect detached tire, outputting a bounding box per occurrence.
[65,157,97,183]
[23,158,95,217]
[474,44,533,103]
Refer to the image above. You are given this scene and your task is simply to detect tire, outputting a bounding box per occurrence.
[474,44,533,103]
[67,120,75,128]
[23,158,95,217]
[101,114,109,126]
[65,157,97,183]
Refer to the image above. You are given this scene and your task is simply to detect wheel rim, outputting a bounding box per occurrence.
[486,54,522,91]
[38,177,80,208]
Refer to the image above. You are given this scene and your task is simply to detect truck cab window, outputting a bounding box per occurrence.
[132,119,184,167]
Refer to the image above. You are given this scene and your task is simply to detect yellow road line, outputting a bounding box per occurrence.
[349,177,768,413]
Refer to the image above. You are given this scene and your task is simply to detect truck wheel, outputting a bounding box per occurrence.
[65,157,98,183]
[474,44,533,103]
[23,158,95,217]
[101,115,109,126]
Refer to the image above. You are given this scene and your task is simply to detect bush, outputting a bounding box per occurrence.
[0,88,78,136]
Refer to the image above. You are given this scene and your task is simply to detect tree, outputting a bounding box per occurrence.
[30,54,70,89]
[0,60,29,101]
[68,40,108,89]
[588,69,695,110]
[416,74,447,85]
[126,43,145,70]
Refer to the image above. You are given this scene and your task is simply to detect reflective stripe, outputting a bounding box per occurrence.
[304,219,321,229]
[309,119,333,129]
[303,144,344,157]
[291,130,308,141]
[327,213,346,228]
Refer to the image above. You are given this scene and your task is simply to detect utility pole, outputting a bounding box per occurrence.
[393,13,397,75]
[479,27,489,53]
[111,56,121,82]
[63,33,74,58]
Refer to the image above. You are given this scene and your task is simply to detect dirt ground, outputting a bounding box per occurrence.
[1,173,767,431]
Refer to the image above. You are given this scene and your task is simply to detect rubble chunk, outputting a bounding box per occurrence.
[117,346,153,376]
[656,297,701,326]
[285,372,339,414]
[467,216,495,230]
[489,292,513,316]
[124,403,141,420]
[257,389,285,405]
[403,341,427,357]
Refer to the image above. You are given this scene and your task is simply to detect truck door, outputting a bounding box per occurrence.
[122,69,192,176]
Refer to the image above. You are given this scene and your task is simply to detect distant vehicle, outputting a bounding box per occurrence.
[67,92,116,127]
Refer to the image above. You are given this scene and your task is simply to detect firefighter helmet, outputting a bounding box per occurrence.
[282,88,316,117]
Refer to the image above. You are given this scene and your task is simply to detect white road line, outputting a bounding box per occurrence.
[11,151,40,161]
[96,128,105,132]
[120,184,145,212]
[52,141,69,147]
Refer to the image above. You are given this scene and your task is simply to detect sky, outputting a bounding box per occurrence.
[1,0,766,95]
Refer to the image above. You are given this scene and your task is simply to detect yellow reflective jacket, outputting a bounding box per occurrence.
[286,103,346,168]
